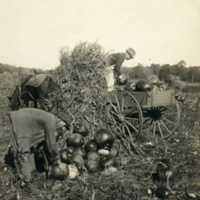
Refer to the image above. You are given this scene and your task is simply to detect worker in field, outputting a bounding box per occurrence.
[9,108,68,194]
[106,48,136,91]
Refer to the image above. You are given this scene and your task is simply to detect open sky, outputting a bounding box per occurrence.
[0,0,200,70]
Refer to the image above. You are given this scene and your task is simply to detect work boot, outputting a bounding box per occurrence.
[21,180,40,195]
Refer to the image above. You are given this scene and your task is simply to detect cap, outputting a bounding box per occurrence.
[57,120,67,129]
[126,48,136,58]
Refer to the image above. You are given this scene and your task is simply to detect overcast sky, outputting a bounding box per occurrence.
[0,0,200,70]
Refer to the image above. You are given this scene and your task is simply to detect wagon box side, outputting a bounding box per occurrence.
[146,90,176,107]
[131,90,176,108]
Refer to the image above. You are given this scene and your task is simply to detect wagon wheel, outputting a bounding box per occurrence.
[107,88,143,140]
[142,100,181,139]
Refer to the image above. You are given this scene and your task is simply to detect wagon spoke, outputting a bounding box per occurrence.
[125,110,140,118]
[121,93,125,113]
[164,112,179,115]
[107,99,119,114]
[123,122,146,157]
[152,121,156,137]
[114,93,121,112]
[109,110,119,117]
[143,117,152,124]
[142,108,149,112]
[160,119,171,134]
[158,122,164,138]
[162,117,176,125]
[122,123,125,133]
[158,107,167,112]
[124,116,140,121]
[108,89,143,141]
[140,95,181,139]
[124,119,138,133]
[149,118,155,126]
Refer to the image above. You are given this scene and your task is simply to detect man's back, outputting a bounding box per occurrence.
[10,108,56,153]
[108,53,126,76]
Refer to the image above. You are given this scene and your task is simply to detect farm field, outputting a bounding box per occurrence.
[0,85,200,200]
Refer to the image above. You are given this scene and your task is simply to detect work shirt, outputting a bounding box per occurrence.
[10,108,59,163]
[108,53,126,76]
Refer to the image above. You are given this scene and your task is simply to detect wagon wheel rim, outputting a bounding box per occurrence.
[108,88,143,140]
[142,100,181,139]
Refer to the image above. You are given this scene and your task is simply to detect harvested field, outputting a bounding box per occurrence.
[0,87,200,199]
[0,43,200,199]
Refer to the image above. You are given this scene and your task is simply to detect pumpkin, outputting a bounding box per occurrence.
[87,151,100,162]
[109,146,119,157]
[94,129,114,149]
[159,83,167,90]
[59,149,73,164]
[66,134,84,147]
[85,160,99,173]
[125,82,136,91]
[117,74,128,85]
[155,187,170,199]
[72,154,84,171]
[73,123,89,137]
[68,164,79,179]
[99,155,115,170]
[48,163,69,180]
[98,149,110,156]
[135,80,152,92]
[101,167,118,175]
[72,146,86,158]
[85,140,98,152]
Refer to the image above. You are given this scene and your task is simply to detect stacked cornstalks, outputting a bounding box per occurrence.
[51,42,111,137]
[50,42,143,156]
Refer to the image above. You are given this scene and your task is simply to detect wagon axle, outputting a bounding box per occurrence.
[145,109,163,120]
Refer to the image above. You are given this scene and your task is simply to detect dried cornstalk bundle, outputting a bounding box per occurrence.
[50,42,111,138]
[49,42,144,157]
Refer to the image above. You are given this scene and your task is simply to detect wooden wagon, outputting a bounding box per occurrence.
[108,88,181,140]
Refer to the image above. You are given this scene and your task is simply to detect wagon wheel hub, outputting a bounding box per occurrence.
[117,113,124,122]
[148,109,162,120]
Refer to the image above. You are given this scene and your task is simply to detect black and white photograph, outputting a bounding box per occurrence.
[0,0,200,199]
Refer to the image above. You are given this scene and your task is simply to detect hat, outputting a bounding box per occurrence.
[126,48,136,58]
[57,112,71,126]
[57,120,67,129]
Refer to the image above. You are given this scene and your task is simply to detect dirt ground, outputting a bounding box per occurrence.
[0,88,200,200]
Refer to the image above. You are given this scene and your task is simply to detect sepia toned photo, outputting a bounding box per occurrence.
[0,1,200,199]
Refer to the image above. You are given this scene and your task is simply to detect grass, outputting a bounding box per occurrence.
[0,80,200,199]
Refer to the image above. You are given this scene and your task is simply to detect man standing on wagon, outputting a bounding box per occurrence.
[9,108,68,194]
[106,48,136,91]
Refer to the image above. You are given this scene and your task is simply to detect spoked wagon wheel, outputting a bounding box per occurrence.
[107,88,143,140]
[142,100,181,139]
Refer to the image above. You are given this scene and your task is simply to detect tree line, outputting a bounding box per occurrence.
[0,61,200,93]
[0,63,45,95]
[122,61,200,83]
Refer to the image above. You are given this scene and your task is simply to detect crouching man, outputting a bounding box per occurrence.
[9,108,67,194]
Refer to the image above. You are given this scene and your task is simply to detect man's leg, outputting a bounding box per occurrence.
[17,153,39,194]
[18,152,36,181]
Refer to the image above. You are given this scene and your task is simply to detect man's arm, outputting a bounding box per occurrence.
[44,116,60,164]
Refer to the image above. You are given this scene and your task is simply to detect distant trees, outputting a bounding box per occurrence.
[0,63,47,87]
[0,59,200,93]
[122,60,200,83]
[0,63,33,94]
[0,71,19,95]
[122,65,157,82]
